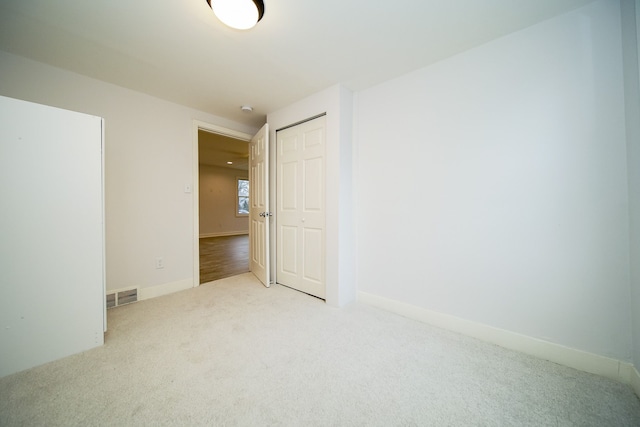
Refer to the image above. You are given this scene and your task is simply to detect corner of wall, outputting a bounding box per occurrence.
[337,85,357,307]
[266,85,357,308]
[622,0,640,373]
[632,365,640,398]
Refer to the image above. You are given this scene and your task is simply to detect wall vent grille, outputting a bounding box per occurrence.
[117,289,138,305]
[106,288,138,309]
[106,293,116,309]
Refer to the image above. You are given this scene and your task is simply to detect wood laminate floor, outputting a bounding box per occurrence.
[199,235,249,284]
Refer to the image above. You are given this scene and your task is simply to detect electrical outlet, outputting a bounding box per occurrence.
[155,257,164,269]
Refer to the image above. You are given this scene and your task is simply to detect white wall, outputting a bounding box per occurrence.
[0,50,257,295]
[267,85,355,307]
[621,0,640,372]
[199,165,248,237]
[634,0,640,377]
[355,0,632,361]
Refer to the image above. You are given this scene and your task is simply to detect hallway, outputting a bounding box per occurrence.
[199,235,249,284]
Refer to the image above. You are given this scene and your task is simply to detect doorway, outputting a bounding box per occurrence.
[193,122,253,285]
[193,118,327,298]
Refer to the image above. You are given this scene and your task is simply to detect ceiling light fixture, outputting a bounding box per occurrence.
[206,0,265,30]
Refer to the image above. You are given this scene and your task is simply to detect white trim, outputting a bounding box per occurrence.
[200,231,249,238]
[358,291,635,385]
[138,278,193,301]
[194,120,253,141]
[192,120,253,288]
[101,118,107,332]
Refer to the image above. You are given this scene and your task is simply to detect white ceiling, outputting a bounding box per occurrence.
[0,0,596,128]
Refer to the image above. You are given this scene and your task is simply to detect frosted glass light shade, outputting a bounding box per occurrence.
[208,0,264,30]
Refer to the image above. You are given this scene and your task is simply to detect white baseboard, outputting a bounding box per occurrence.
[358,291,635,386]
[199,231,248,238]
[138,278,194,301]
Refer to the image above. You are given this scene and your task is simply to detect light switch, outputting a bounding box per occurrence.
[184,184,192,193]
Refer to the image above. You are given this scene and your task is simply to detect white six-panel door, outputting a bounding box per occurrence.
[276,116,326,299]
[249,124,270,287]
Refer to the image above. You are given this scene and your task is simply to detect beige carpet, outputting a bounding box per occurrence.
[1,273,639,426]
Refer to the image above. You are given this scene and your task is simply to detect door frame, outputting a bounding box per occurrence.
[191,120,253,287]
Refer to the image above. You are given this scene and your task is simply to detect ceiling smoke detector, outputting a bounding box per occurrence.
[241,105,253,113]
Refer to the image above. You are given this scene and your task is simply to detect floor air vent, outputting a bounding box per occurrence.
[117,289,138,305]
[106,293,116,309]
[106,288,138,309]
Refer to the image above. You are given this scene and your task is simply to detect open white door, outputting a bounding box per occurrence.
[249,123,270,287]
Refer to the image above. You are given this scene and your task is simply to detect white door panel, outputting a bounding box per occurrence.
[304,157,323,210]
[303,228,323,282]
[276,116,326,299]
[281,226,298,274]
[281,162,297,210]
